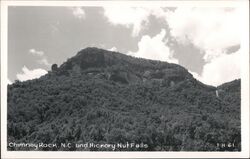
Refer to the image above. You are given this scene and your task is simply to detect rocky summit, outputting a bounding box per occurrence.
[7,47,241,151]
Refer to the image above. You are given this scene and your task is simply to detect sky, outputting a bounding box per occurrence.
[8,6,244,86]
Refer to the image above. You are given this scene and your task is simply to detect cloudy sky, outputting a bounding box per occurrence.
[8,6,244,86]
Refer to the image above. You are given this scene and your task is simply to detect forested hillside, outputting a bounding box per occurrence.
[7,47,241,151]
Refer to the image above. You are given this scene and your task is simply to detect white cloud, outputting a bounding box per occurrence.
[51,23,60,34]
[29,48,51,67]
[190,50,241,86]
[71,7,85,19]
[29,49,44,56]
[163,7,243,86]
[103,6,244,58]
[7,78,12,85]
[16,66,47,82]
[201,50,240,86]
[102,7,176,36]
[38,58,51,66]
[108,47,118,52]
[103,7,151,36]
[165,7,243,62]
[129,29,178,64]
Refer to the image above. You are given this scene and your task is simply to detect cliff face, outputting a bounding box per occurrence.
[55,47,193,84]
[7,47,241,151]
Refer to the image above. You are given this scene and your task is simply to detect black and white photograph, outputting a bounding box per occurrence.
[1,0,249,158]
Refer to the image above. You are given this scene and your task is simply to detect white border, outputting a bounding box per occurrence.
[1,0,249,158]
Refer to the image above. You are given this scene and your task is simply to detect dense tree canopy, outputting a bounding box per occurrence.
[7,47,241,151]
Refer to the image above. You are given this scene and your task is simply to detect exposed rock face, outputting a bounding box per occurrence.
[170,81,175,87]
[55,47,195,86]
[51,64,58,72]
[110,71,129,84]
[143,70,151,78]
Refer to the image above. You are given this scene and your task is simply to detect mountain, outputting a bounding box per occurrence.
[7,47,241,151]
